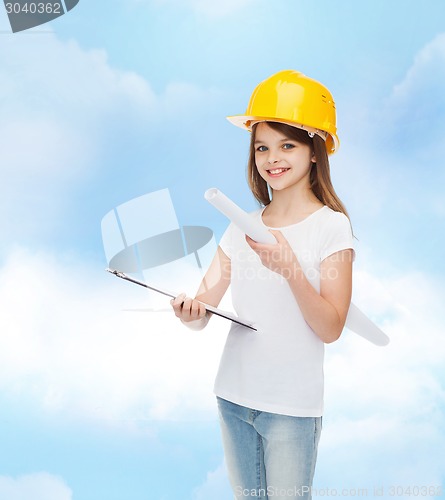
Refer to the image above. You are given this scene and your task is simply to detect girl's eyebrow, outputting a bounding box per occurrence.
[254,138,294,144]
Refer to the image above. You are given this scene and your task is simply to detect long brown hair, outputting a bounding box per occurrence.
[247,121,350,220]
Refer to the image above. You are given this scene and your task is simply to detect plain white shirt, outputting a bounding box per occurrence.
[214,205,355,417]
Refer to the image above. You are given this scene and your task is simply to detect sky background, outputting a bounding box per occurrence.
[0,1,444,499]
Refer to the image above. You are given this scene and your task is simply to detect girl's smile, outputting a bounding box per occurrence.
[254,122,315,191]
[266,167,290,177]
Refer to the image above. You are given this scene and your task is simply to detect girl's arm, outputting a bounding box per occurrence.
[285,248,353,343]
[246,230,353,343]
[170,246,231,330]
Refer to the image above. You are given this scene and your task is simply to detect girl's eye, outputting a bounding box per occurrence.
[282,143,295,150]
[256,145,268,152]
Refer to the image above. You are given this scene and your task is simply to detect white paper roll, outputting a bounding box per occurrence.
[204,188,276,244]
[345,303,389,346]
[205,187,390,346]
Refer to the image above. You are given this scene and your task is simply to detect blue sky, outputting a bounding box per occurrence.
[0,1,444,499]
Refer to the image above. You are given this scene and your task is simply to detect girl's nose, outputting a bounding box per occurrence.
[267,157,280,165]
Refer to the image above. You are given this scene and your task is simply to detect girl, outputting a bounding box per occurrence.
[171,70,354,500]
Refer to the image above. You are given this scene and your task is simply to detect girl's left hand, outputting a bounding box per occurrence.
[245,229,298,278]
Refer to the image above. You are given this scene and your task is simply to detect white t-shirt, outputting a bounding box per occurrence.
[213,205,355,417]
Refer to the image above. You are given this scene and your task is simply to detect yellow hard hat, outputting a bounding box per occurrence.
[227,70,339,154]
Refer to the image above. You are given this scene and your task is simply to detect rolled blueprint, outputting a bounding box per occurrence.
[204,188,277,244]
[345,303,389,346]
[205,187,390,346]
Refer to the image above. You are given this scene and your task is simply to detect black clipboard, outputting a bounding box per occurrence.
[106,268,257,331]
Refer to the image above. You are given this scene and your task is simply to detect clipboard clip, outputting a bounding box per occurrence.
[106,268,126,279]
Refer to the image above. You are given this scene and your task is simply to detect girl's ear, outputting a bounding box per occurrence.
[311,152,316,163]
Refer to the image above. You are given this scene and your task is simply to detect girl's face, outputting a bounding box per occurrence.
[254,122,315,193]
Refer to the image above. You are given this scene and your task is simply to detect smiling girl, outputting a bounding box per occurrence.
[171,70,354,499]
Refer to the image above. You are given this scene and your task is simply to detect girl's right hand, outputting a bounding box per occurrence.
[170,292,207,323]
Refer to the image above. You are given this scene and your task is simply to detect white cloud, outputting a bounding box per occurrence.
[188,0,256,18]
[316,265,445,493]
[335,33,445,229]
[0,36,155,175]
[0,31,225,246]
[0,247,231,427]
[192,262,445,496]
[0,473,72,500]
[391,33,445,107]
[0,34,154,242]
[2,242,444,494]
[192,463,232,500]
[150,0,256,19]
[384,32,445,155]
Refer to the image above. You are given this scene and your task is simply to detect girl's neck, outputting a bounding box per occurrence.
[266,186,323,217]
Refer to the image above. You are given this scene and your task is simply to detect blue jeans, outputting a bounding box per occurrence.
[217,397,321,500]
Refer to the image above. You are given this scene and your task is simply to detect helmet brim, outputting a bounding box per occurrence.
[226,115,339,154]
